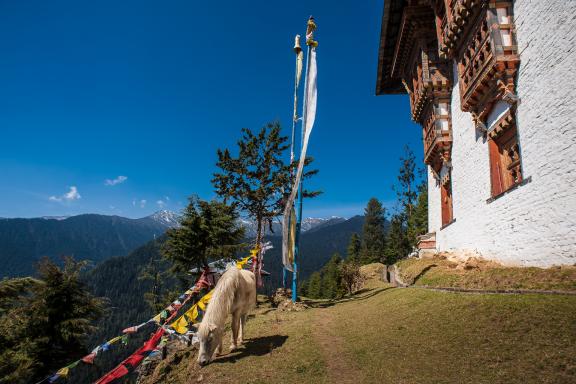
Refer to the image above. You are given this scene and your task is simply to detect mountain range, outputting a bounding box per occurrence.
[0,211,354,278]
[238,216,346,237]
[0,211,179,277]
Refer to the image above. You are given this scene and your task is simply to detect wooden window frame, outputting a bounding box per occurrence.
[488,114,523,197]
[440,174,453,227]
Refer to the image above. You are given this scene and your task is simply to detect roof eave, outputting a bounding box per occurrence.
[375,0,407,95]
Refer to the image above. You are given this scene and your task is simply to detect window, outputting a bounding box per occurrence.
[489,122,522,197]
[441,174,453,227]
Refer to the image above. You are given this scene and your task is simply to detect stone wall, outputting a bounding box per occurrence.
[428,0,576,266]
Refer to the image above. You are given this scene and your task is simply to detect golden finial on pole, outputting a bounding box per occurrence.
[306,16,318,47]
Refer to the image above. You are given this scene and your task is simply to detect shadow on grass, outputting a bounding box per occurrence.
[301,286,395,308]
[212,335,289,364]
[257,308,277,316]
[408,263,438,285]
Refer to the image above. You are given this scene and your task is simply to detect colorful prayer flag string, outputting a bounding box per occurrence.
[40,255,253,384]
[38,265,214,383]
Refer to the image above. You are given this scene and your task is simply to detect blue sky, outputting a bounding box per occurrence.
[0,0,421,219]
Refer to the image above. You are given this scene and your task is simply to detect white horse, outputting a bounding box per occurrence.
[197,266,256,366]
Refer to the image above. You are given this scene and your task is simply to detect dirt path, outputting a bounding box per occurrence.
[311,308,365,384]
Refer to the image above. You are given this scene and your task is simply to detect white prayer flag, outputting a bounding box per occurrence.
[282,44,318,271]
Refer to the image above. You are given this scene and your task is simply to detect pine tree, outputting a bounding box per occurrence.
[386,144,427,261]
[139,238,173,312]
[212,122,292,247]
[307,272,323,299]
[162,196,244,287]
[0,277,40,383]
[407,181,428,247]
[346,233,362,263]
[321,254,343,299]
[299,279,309,297]
[385,214,410,264]
[360,198,387,264]
[212,121,320,247]
[394,145,418,222]
[26,257,105,381]
[0,277,39,314]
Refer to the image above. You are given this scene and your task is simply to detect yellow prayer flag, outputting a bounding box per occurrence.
[236,255,251,269]
[56,367,69,377]
[190,305,199,321]
[169,289,213,334]
[107,336,122,345]
[287,207,296,266]
[197,290,212,310]
[171,313,190,334]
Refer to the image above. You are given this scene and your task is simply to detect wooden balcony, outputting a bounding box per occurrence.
[409,57,452,122]
[423,108,452,169]
[438,0,484,59]
[409,64,427,121]
[457,3,519,119]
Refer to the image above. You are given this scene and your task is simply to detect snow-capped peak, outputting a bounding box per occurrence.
[238,216,344,237]
[41,216,71,221]
[147,210,181,227]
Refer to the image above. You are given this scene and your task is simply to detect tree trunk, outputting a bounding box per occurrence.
[256,217,263,247]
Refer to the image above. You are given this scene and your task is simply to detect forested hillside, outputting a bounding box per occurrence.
[0,213,175,277]
[67,240,170,383]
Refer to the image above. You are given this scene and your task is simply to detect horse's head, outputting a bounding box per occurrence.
[197,322,221,366]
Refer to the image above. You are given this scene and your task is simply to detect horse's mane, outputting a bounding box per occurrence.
[198,266,240,333]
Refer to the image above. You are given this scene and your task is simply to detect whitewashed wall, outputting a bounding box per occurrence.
[428,0,576,266]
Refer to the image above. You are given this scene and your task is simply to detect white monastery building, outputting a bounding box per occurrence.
[376,0,576,266]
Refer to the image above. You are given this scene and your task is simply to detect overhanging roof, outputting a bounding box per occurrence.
[375,0,408,95]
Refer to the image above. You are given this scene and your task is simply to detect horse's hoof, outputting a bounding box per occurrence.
[229,345,237,352]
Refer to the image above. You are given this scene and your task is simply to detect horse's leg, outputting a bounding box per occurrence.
[239,314,247,345]
[216,335,223,356]
[230,312,240,352]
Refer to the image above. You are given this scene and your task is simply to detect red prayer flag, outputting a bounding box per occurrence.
[94,328,164,384]
[81,352,96,364]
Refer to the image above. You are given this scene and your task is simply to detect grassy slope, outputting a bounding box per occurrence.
[144,277,576,384]
[397,257,576,291]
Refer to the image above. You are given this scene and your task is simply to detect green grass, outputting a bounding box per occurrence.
[143,279,576,384]
[146,304,328,384]
[333,286,576,383]
[397,257,576,292]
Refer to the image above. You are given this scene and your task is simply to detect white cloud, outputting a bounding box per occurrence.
[140,199,147,208]
[156,200,166,209]
[104,175,128,186]
[49,186,81,203]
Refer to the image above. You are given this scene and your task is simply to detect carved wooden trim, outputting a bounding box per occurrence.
[455,1,520,125]
[488,107,515,139]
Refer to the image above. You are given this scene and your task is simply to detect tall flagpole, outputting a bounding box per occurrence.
[284,35,303,289]
[293,16,317,303]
